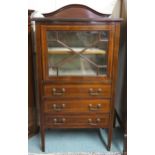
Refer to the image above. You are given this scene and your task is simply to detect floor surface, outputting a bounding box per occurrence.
[28,128,123,154]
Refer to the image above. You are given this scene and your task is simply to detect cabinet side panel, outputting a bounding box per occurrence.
[110,23,121,127]
[35,24,44,129]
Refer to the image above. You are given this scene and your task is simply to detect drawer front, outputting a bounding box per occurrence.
[44,99,110,114]
[45,114,109,128]
[43,84,111,99]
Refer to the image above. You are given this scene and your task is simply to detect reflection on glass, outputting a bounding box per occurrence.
[47,31,109,76]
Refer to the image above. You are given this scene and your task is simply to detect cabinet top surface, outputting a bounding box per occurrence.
[32,17,123,23]
[31,4,123,23]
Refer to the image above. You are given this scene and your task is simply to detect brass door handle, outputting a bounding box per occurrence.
[52,104,66,112]
[52,88,66,96]
[89,88,102,96]
[88,104,101,111]
[88,118,101,125]
[53,118,66,125]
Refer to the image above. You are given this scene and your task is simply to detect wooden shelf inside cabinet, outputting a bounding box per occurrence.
[48,47,106,55]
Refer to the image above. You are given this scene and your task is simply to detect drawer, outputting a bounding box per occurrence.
[45,114,109,128]
[43,84,111,99]
[44,99,110,114]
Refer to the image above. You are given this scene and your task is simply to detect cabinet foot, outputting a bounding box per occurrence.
[107,145,111,151]
[41,128,45,152]
[41,145,45,152]
[107,128,112,151]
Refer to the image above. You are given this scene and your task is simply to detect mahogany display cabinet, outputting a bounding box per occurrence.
[32,4,122,151]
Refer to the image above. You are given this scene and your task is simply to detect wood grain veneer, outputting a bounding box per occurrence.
[33,4,122,152]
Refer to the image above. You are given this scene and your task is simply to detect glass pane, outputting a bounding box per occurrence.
[47,31,109,76]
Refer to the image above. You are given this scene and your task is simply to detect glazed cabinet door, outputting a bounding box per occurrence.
[41,25,115,82]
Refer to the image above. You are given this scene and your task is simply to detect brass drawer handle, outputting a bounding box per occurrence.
[88,118,101,126]
[52,88,66,96]
[53,118,66,125]
[88,104,101,111]
[89,88,102,96]
[52,104,66,112]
